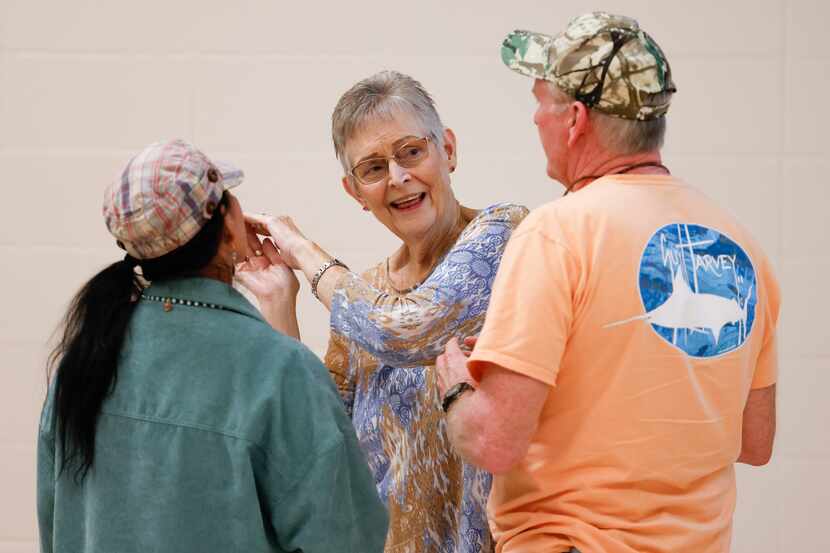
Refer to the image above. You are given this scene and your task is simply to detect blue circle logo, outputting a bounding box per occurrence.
[619,223,757,357]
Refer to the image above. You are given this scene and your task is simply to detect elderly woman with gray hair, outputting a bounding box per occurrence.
[245,71,527,553]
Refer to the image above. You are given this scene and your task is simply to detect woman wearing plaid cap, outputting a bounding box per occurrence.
[37,139,388,553]
[244,71,527,553]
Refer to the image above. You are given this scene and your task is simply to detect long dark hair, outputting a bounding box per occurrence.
[48,193,230,482]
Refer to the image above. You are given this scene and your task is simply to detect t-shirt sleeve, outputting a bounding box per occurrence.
[323,331,357,417]
[468,217,576,386]
[751,257,781,389]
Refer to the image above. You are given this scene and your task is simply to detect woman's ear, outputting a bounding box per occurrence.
[442,128,457,171]
[341,175,368,211]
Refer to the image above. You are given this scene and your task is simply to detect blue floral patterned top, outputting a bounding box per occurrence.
[324,204,528,553]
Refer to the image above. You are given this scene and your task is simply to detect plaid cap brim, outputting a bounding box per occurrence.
[214,160,244,190]
[501,29,555,81]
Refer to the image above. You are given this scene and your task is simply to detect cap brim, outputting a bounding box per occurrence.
[501,29,555,81]
[214,160,244,190]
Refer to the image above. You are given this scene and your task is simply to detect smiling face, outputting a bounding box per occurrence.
[342,109,458,245]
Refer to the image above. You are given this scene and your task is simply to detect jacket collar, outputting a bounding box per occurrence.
[142,277,265,323]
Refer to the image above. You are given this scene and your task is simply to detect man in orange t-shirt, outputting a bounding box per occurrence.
[436,12,780,553]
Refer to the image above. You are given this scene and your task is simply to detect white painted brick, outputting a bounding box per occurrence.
[780,158,830,262]
[784,60,830,154]
[193,56,363,154]
[0,247,118,343]
[732,462,781,553]
[787,0,830,59]
[1,54,194,150]
[777,458,830,550]
[0,342,48,446]
[667,58,783,155]
[776,358,830,459]
[0,153,126,247]
[0,0,506,57]
[0,542,38,553]
[0,0,787,58]
[779,261,830,360]
[0,445,37,541]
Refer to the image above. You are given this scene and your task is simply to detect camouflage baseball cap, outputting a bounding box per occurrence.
[501,12,676,120]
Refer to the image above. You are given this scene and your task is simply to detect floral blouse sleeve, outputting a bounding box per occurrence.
[328,204,528,368]
[323,331,356,416]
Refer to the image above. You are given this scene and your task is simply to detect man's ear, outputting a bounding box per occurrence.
[341,175,368,210]
[567,101,590,148]
[442,128,458,171]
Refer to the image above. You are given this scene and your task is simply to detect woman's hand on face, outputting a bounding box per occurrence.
[244,213,309,270]
[236,234,300,303]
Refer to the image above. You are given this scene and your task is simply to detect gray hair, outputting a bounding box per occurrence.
[548,83,668,155]
[331,70,445,173]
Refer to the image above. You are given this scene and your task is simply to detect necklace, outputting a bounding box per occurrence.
[140,293,229,313]
[386,205,475,294]
[386,257,429,295]
[564,162,671,196]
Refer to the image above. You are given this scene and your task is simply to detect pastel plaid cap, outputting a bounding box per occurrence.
[103,139,243,260]
[501,12,676,120]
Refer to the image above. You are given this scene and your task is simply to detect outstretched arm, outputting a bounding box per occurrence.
[247,207,526,367]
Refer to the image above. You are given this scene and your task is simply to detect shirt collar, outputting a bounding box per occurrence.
[143,277,265,323]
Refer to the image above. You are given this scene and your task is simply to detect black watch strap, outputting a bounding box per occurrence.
[441,382,475,413]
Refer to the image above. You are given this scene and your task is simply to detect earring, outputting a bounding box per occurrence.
[231,250,239,264]
[362,206,370,212]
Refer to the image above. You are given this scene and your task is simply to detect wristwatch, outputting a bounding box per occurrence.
[441,382,475,413]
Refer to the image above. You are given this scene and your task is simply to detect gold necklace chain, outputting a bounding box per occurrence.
[385,257,430,295]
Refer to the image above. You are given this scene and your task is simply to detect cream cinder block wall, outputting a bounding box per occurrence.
[1,1,827,551]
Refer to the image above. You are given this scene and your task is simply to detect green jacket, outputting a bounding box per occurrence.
[38,277,388,553]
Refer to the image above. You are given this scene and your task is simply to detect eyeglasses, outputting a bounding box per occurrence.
[349,136,431,186]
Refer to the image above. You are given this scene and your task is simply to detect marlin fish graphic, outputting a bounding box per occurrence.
[606,268,753,345]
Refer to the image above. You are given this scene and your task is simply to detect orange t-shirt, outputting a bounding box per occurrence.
[468,175,780,553]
